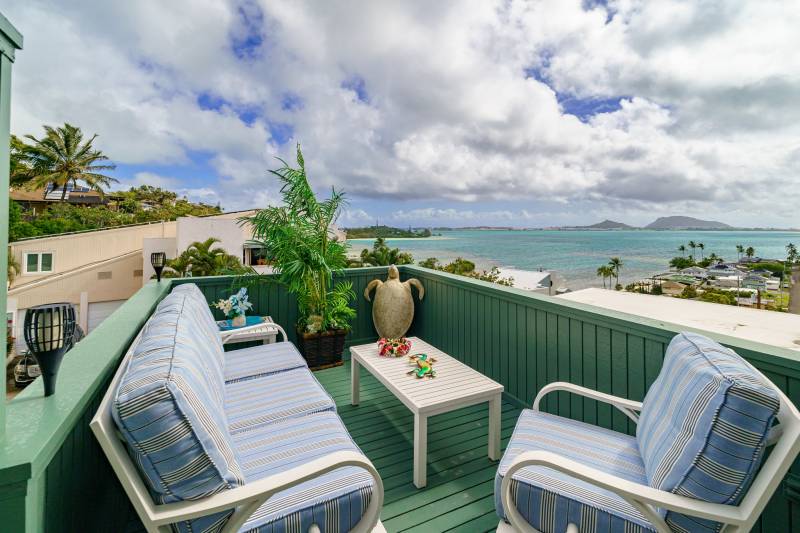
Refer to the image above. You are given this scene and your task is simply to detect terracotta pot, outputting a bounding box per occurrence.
[296,328,348,369]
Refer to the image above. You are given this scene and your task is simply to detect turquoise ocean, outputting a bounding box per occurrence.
[349,230,800,289]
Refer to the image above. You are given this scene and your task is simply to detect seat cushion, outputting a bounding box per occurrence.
[225,367,336,434]
[113,297,244,533]
[224,342,307,383]
[637,332,779,532]
[495,410,655,533]
[232,412,375,532]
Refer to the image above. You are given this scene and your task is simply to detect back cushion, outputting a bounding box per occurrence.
[637,332,779,530]
[112,291,244,510]
[170,283,225,355]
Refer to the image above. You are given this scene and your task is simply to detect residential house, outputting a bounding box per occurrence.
[678,266,708,279]
[10,184,110,214]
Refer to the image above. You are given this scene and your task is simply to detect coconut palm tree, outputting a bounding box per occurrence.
[608,257,623,288]
[697,242,705,260]
[360,237,414,266]
[18,123,117,200]
[688,240,697,260]
[596,265,613,289]
[678,244,686,257]
[746,246,755,258]
[7,248,20,285]
[736,244,744,262]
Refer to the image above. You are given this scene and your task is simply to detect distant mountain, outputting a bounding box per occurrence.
[645,216,732,230]
[584,219,634,230]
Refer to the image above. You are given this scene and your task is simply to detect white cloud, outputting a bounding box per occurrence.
[4,0,800,226]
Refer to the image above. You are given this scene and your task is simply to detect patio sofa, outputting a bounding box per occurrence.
[91,283,384,533]
[495,332,800,533]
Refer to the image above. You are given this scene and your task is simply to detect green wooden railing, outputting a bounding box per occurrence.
[1,266,798,531]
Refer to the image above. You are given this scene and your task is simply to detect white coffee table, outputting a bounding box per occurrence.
[350,337,504,488]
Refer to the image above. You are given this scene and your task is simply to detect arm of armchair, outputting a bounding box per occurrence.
[219,320,288,344]
[533,381,643,423]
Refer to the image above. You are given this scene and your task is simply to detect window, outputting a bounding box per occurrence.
[23,252,54,274]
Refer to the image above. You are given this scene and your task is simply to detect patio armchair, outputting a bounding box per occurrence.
[495,332,800,533]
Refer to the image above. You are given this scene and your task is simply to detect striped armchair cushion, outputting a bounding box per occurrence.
[171,283,226,355]
[233,411,375,532]
[495,410,655,532]
[112,295,244,533]
[637,332,780,532]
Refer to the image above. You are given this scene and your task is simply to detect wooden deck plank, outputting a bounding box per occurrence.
[316,362,522,533]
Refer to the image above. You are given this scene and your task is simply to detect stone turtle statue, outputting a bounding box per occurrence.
[364,265,424,339]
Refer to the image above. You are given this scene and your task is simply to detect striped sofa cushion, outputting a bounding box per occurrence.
[224,342,307,383]
[225,367,336,434]
[637,332,780,532]
[112,295,244,533]
[495,410,656,533]
[171,283,226,355]
[233,411,374,532]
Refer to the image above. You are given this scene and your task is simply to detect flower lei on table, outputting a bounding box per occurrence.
[378,337,412,357]
[212,287,253,318]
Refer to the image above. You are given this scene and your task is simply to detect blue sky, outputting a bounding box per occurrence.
[4,0,800,228]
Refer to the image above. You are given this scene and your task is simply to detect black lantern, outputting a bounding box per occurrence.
[23,303,76,397]
[151,252,166,282]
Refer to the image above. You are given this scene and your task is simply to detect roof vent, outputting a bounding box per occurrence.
[97,271,112,280]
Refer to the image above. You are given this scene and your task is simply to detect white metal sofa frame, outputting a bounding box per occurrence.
[498,365,800,533]
[91,318,385,533]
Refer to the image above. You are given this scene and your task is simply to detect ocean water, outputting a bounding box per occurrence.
[348,229,800,289]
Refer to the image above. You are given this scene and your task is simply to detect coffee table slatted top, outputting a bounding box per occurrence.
[349,337,503,414]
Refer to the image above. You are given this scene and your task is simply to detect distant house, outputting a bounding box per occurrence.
[742,275,769,290]
[749,268,775,277]
[708,264,744,277]
[659,280,688,296]
[10,184,110,214]
[679,266,708,279]
[739,256,763,264]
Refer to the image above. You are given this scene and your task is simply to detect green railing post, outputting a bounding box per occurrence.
[0,11,23,442]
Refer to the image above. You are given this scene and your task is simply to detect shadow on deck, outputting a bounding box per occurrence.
[316,362,521,533]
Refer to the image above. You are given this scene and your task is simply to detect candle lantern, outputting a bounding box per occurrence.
[151,252,167,282]
[23,303,76,397]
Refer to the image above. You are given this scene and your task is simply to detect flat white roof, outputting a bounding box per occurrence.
[497,268,550,290]
[558,288,800,351]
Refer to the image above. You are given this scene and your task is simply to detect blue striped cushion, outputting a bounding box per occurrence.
[637,332,780,532]
[495,410,655,533]
[171,283,226,354]
[225,367,336,434]
[224,342,307,384]
[112,296,244,533]
[233,412,374,532]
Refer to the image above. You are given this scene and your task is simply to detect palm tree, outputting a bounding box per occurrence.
[678,244,686,257]
[746,246,755,258]
[688,240,697,260]
[786,243,797,264]
[184,238,233,276]
[697,242,705,260]
[596,265,612,289]
[736,244,744,262]
[360,237,414,266]
[608,257,623,288]
[18,123,117,200]
[7,248,20,285]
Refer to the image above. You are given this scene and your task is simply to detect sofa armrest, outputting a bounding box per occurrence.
[501,450,746,533]
[219,320,288,344]
[149,450,383,533]
[533,381,643,423]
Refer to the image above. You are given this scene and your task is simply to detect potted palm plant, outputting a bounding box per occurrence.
[242,145,356,368]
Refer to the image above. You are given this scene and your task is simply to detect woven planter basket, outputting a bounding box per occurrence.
[297,328,347,369]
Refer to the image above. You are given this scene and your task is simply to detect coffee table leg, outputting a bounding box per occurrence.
[488,395,501,460]
[413,412,428,488]
[351,356,360,406]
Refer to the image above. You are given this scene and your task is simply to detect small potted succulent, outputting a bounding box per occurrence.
[212,287,253,327]
[241,145,356,368]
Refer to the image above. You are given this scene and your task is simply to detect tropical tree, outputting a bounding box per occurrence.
[697,242,705,260]
[596,265,613,289]
[786,243,798,264]
[736,244,744,262]
[608,257,623,287]
[241,144,355,334]
[678,244,686,257]
[9,135,32,187]
[688,240,697,260]
[360,237,413,266]
[16,123,117,200]
[7,248,20,284]
[745,246,755,258]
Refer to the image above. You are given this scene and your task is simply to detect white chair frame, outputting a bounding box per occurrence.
[499,369,800,533]
[218,320,288,345]
[91,321,385,533]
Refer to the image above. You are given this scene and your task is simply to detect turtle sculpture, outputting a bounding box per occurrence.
[364,265,425,339]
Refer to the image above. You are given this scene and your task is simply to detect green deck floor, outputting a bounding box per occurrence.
[127,361,521,533]
[314,362,521,533]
